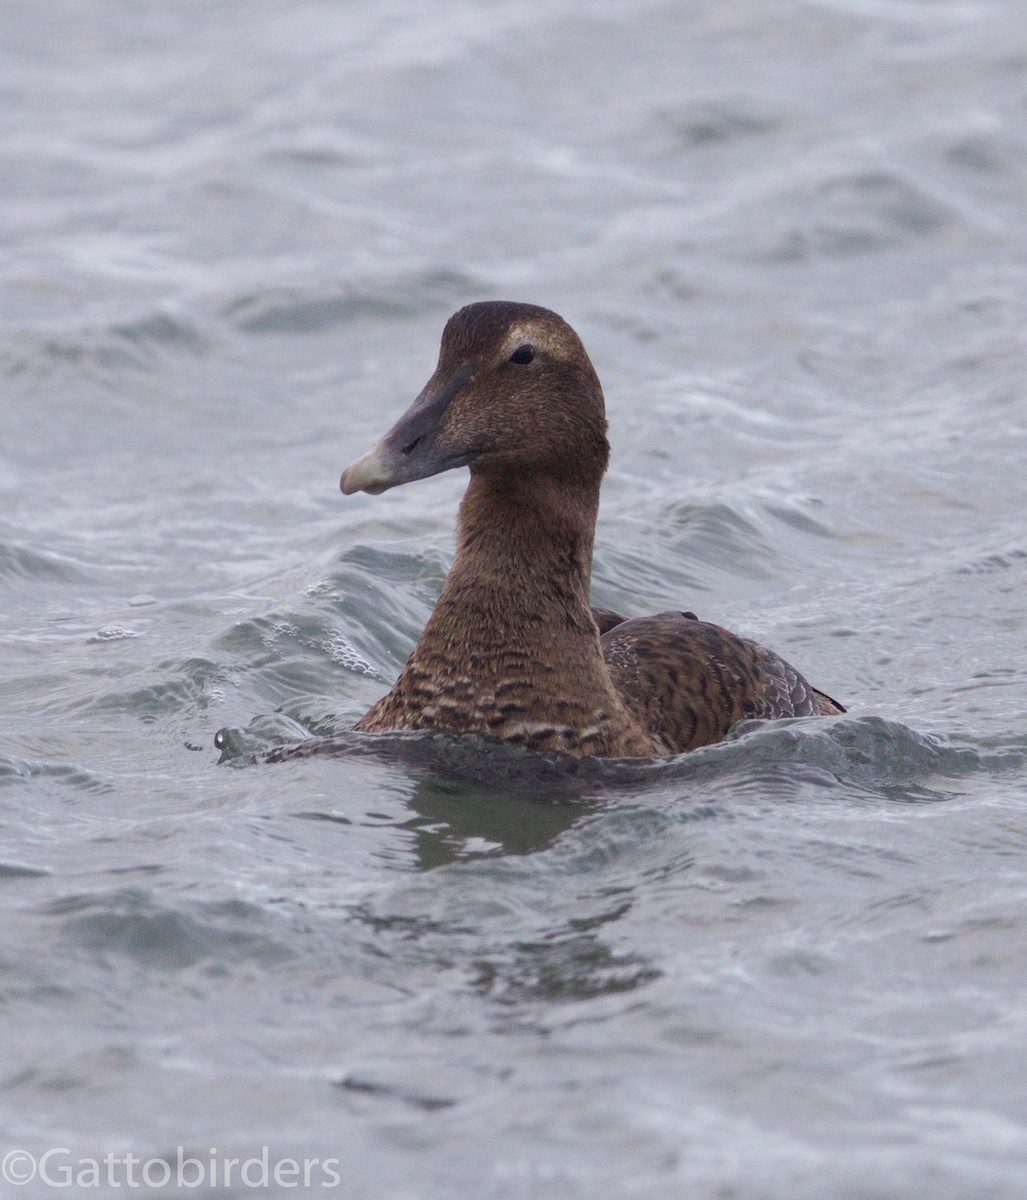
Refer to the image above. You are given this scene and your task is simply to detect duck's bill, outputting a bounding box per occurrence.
[340,441,406,495]
[340,439,476,495]
[340,362,476,496]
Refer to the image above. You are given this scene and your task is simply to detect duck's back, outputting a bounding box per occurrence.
[600,611,844,755]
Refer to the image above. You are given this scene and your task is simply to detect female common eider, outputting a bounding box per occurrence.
[341,301,843,758]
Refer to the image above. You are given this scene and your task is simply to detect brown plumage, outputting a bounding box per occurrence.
[340,301,844,758]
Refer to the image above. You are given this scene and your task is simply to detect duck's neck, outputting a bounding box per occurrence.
[368,463,653,754]
[426,468,598,644]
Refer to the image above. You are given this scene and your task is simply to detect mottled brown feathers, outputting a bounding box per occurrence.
[600,612,843,755]
[342,301,844,758]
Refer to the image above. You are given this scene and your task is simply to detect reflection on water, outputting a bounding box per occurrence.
[396,776,594,869]
[294,772,596,867]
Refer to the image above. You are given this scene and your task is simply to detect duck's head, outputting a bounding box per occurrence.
[340,301,609,496]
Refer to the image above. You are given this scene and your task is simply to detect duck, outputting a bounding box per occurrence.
[340,301,844,758]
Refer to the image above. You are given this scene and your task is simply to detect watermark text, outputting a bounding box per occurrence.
[2,1147,343,1190]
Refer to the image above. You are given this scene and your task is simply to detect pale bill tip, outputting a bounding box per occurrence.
[340,445,392,495]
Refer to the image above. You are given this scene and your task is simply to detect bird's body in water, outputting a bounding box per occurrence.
[340,301,843,758]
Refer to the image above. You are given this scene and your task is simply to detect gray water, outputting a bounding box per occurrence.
[3,1,1027,1197]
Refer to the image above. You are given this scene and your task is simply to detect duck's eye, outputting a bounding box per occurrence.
[508,344,535,365]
